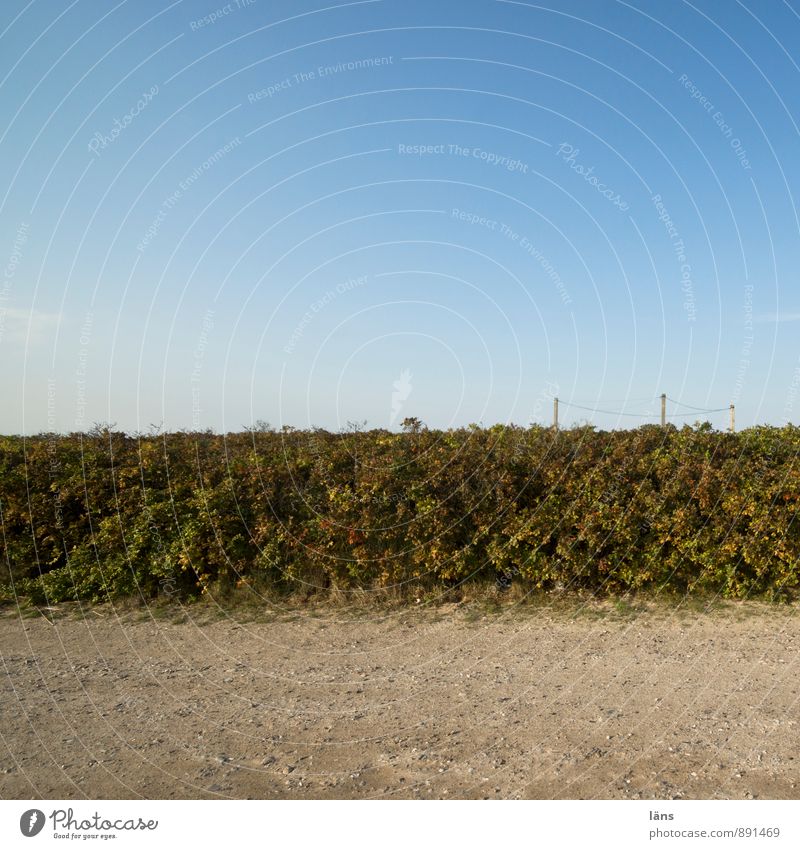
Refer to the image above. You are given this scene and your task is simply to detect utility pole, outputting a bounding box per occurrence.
[553,396,559,430]
[661,393,666,428]
[729,404,735,433]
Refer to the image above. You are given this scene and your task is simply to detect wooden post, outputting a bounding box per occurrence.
[553,397,559,430]
[729,404,735,433]
[661,393,666,428]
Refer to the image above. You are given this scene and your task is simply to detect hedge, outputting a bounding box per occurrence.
[1,422,799,603]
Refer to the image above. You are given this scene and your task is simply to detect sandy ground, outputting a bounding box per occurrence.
[1,600,799,800]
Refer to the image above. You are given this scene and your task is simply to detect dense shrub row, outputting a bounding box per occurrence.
[1,422,800,603]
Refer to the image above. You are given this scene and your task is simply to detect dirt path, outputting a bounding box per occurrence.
[1,601,799,799]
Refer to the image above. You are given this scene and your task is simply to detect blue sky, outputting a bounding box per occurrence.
[2,0,800,433]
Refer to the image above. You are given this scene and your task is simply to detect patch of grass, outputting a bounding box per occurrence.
[3,579,796,628]
[462,607,485,624]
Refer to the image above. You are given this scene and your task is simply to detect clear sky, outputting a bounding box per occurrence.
[2,0,800,433]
